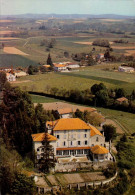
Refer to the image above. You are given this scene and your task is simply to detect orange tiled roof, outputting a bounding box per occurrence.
[42,65,50,68]
[116,97,128,102]
[91,145,109,154]
[32,133,57,142]
[89,125,103,137]
[56,146,90,151]
[54,64,66,68]
[53,118,91,131]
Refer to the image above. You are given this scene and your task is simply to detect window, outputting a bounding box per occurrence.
[78,141,81,145]
[41,148,44,152]
[71,141,73,146]
[96,137,99,142]
[85,130,87,132]
[37,148,40,152]
[57,135,60,139]
[85,140,87,145]
[91,144,94,147]
[63,141,66,146]
[56,151,62,155]
[84,134,87,138]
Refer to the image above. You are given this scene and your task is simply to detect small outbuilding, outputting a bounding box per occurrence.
[91,145,109,161]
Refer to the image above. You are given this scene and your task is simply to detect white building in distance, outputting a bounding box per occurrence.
[118,66,134,73]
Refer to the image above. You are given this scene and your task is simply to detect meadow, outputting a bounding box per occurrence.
[13,65,135,94]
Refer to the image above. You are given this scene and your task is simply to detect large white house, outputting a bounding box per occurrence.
[32,118,109,162]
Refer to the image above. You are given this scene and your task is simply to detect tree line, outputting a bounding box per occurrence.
[29,83,135,114]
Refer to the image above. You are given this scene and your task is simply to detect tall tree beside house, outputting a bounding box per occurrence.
[0,87,35,156]
[103,124,117,142]
[47,53,53,67]
[38,132,55,173]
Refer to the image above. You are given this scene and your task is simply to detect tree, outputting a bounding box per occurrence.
[38,132,55,173]
[64,51,69,58]
[0,87,35,155]
[103,124,116,141]
[10,174,36,195]
[0,140,36,195]
[96,90,109,106]
[131,90,135,100]
[35,103,49,133]
[115,88,126,98]
[27,65,34,75]
[91,83,107,95]
[86,54,96,66]
[0,72,7,91]
[47,53,53,67]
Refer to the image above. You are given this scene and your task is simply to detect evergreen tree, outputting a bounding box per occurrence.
[0,87,35,155]
[0,72,7,91]
[38,131,55,173]
[47,53,53,67]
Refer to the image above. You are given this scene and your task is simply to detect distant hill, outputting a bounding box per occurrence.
[1,14,135,20]
[0,54,38,68]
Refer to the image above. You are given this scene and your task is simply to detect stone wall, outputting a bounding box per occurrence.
[55,160,112,172]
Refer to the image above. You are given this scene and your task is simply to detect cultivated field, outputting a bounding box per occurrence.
[4,47,29,55]
[0,20,14,23]
[0,37,20,40]
[0,30,18,35]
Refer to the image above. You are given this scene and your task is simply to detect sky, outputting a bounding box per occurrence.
[0,0,135,16]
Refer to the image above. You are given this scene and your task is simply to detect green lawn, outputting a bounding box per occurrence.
[31,94,61,103]
[13,65,135,94]
[97,107,135,134]
[0,54,38,67]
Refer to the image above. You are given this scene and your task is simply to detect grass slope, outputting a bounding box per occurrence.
[0,54,38,68]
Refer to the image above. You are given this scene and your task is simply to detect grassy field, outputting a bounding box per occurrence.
[31,94,61,103]
[13,65,135,94]
[0,53,38,67]
[97,107,135,134]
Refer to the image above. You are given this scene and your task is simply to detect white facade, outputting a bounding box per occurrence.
[118,66,134,73]
[32,118,108,160]
[14,71,27,77]
[6,73,16,82]
[54,66,67,72]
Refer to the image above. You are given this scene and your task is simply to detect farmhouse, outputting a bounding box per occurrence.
[116,97,128,104]
[65,62,80,70]
[6,73,16,82]
[14,70,27,77]
[118,66,134,73]
[53,63,67,72]
[32,118,109,162]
